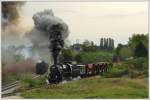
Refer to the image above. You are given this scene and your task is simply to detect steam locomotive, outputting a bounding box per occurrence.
[36,61,113,83]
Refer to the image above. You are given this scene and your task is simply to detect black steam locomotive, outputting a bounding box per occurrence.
[36,61,113,84]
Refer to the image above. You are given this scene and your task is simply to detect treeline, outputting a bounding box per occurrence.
[60,38,114,64]
[76,38,114,52]
[60,49,113,64]
[114,34,148,61]
[100,38,114,51]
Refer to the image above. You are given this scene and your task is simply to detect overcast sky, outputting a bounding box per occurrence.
[21,2,148,47]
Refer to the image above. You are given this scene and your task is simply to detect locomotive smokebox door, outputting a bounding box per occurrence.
[48,64,63,83]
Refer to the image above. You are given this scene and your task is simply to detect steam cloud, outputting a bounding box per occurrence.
[2,1,25,26]
[2,2,69,65]
[1,1,30,47]
[32,9,69,64]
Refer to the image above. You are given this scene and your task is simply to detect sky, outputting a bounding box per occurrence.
[20,1,148,47]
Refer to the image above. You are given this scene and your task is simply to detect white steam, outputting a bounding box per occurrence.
[2,8,70,66]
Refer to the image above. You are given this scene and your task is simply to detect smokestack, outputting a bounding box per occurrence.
[32,9,69,64]
[48,24,64,64]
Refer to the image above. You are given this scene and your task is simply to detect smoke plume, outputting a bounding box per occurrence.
[2,2,69,65]
[32,9,69,64]
[1,1,31,48]
[2,1,25,26]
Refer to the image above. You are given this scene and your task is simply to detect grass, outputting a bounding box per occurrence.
[20,74,42,88]
[20,77,148,99]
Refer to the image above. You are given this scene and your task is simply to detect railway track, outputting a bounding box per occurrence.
[2,81,19,91]
[2,74,40,97]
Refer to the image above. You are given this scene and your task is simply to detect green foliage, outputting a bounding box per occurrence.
[100,38,104,49]
[103,38,107,49]
[21,77,148,98]
[119,46,132,58]
[20,74,45,88]
[82,45,98,52]
[104,57,148,78]
[75,51,113,63]
[60,49,77,62]
[124,57,148,78]
[75,54,82,63]
[103,63,128,78]
[128,34,148,49]
[128,34,148,57]
[115,44,132,60]
[100,38,114,51]
[61,47,113,63]
[115,44,124,56]
[134,42,148,57]
[115,34,148,59]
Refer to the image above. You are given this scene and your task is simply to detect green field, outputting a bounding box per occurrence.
[21,77,148,99]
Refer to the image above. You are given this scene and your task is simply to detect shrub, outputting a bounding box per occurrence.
[103,63,128,78]
[124,57,148,78]
[20,74,45,88]
[104,57,148,78]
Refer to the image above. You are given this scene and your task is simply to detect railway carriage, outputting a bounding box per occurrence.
[77,65,86,78]
[71,64,80,78]
[85,64,96,76]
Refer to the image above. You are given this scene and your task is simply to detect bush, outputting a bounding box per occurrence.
[20,74,45,88]
[125,57,148,78]
[103,63,128,78]
[104,57,148,78]
[103,57,148,78]
[128,70,144,78]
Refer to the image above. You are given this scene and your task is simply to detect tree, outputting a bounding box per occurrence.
[108,38,112,50]
[75,54,82,63]
[106,38,109,49]
[111,39,114,50]
[128,34,148,57]
[83,40,90,47]
[91,41,94,46]
[119,46,132,58]
[134,42,148,57]
[128,34,148,50]
[115,43,124,55]
[103,38,107,50]
[60,49,76,62]
[100,38,104,49]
